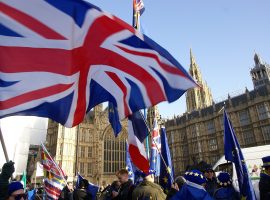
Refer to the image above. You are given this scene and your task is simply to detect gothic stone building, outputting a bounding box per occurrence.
[165,52,270,175]
[46,104,129,186]
[46,104,158,186]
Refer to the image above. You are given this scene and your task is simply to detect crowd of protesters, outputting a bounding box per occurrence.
[0,155,269,200]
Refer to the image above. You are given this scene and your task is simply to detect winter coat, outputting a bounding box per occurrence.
[73,189,92,200]
[170,182,212,200]
[166,188,178,200]
[59,186,73,200]
[213,187,240,200]
[259,172,270,200]
[132,180,166,200]
[113,180,134,200]
[205,177,218,197]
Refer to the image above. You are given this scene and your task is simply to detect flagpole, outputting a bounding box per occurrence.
[41,142,68,186]
[132,0,150,160]
[144,109,150,159]
[75,124,80,177]
[0,125,9,162]
[138,111,174,181]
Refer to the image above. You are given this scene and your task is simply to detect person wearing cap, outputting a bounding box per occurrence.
[112,168,135,200]
[259,155,270,200]
[213,172,240,200]
[170,169,212,200]
[7,181,27,200]
[132,170,166,200]
[0,161,15,200]
[203,164,217,197]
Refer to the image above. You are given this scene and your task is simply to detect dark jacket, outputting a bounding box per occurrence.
[114,180,134,200]
[213,187,240,200]
[59,186,73,200]
[166,188,178,200]
[132,180,166,200]
[73,189,92,200]
[0,161,15,200]
[205,177,218,197]
[170,183,212,200]
[259,172,270,200]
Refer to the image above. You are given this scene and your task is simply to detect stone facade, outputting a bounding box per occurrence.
[165,54,270,175]
[46,104,128,186]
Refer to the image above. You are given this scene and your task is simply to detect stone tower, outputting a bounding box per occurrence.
[186,49,213,112]
[250,53,270,90]
[147,106,161,130]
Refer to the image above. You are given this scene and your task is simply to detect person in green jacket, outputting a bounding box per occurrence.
[132,171,166,200]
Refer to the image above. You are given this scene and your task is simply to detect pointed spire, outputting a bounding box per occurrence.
[189,48,202,83]
[254,52,262,66]
[190,48,196,67]
[186,49,213,112]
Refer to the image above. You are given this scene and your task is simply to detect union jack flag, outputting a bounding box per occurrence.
[150,118,161,176]
[0,0,197,127]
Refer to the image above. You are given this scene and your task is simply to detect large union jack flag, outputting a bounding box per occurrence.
[0,0,197,127]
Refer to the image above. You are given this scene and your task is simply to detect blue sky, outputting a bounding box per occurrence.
[90,0,270,118]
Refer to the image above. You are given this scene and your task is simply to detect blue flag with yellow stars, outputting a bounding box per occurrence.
[159,127,174,193]
[108,102,122,136]
[223,109,256,200]
[76,172,99,198]
[126,141,135,181]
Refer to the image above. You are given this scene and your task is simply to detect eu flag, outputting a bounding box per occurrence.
[126,141,135,181]
[108,102,122,136]
[159,127,174,193]
[76,173,99,198]
[223,109,256,200]
[76,172,83,189]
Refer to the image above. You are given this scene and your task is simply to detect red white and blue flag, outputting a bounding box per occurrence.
[128,111,149,174]
[150,118,161,176]
[0,0,197,127]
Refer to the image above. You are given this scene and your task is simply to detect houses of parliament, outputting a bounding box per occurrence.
[44,50,270,185]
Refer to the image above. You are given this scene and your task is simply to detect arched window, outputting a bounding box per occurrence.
[103,128,127,174]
